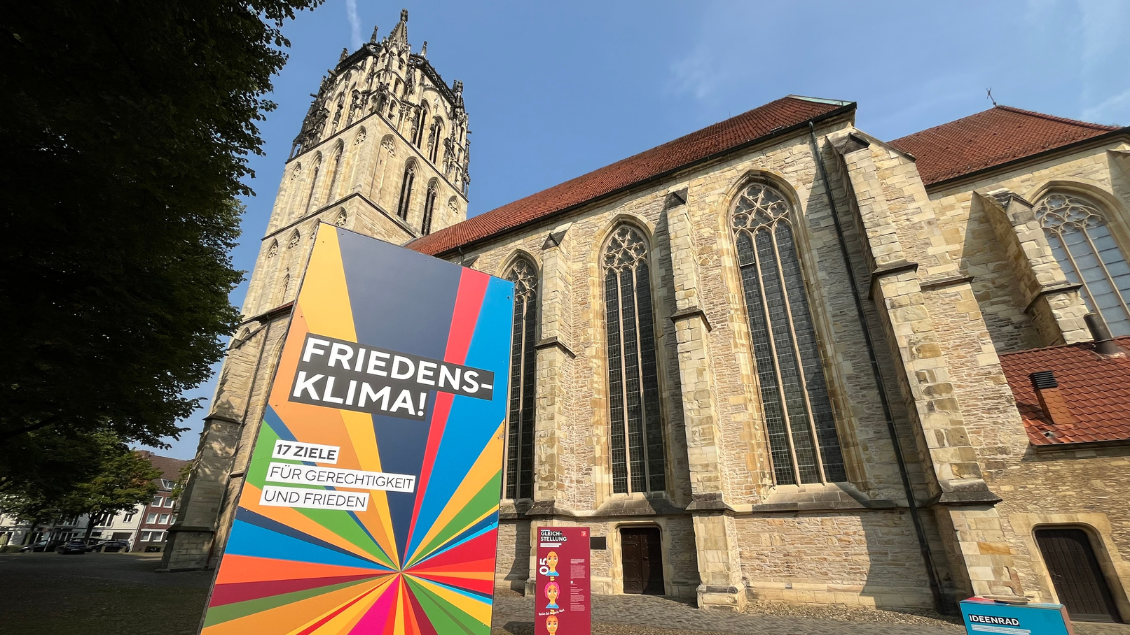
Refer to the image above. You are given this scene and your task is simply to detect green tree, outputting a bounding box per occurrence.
[63,444,162,543]
[0,432,158,544]
[0,0,321,485]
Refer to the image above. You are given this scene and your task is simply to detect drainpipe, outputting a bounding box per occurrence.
[808,122,948,613]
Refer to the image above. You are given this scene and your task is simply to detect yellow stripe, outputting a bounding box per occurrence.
[299,227,357,341]
[340,409,399,565]
[409,575,492,626]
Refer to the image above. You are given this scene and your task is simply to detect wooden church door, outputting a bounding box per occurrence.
[1035,528,1121,622]
[621,527,664,595]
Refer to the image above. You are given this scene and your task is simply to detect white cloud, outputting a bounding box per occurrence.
[346,0,362,50]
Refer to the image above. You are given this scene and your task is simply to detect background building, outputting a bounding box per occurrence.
[0,451,186,551]
[167,8,1130,624]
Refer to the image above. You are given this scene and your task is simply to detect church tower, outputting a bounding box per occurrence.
[162,9,469,570]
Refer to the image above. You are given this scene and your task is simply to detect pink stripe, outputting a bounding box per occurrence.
[349,575,400,634]
[403,270,490,558]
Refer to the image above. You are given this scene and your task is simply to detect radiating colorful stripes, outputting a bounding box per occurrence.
[201,227,512,634]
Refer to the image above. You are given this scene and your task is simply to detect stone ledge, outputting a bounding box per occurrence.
[670,306,712,332]
[742,499,898,514]
[685,492,733,512]
[534,336,576,359]
[1024,282,1084,314]
[919,275,974,292]
[867,260,919,299]
[593,496,686,517]
[927,490,1003,506]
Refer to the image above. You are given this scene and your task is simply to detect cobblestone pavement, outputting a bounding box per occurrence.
[491,593,1130,635]
[3,553,1128,634]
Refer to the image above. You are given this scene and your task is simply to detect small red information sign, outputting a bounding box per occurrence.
[535,526,591,635]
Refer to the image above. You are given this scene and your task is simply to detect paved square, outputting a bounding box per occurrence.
[2,552,1128,634]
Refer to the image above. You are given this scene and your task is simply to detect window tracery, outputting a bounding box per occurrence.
[287,230,301,249]
[1037,192,1130,335]
[421,181,438,236]
[396,162,416,221]
[602,226,666,494]
[504,258,538,499]
[326,143,344,202]
[731,181,846,485]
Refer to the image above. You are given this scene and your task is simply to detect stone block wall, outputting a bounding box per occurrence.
[926,141,1130,354]
[734,510,935,609]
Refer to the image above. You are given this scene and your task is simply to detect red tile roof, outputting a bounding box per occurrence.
[889,106,1119,187]
[409,96,853,256]
[137,451,189,482]
[999,337,1130,446]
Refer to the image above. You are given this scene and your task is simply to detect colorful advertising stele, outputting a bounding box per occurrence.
[199,225,513,635]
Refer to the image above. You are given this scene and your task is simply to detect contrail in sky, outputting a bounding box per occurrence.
[346,0,362,50]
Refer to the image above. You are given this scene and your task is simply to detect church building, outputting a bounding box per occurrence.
[165,10,1130,622]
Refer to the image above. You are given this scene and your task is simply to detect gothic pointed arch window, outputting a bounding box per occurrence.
[414,102,429,147]
[1037,192,1130,336]
[428,118,444,164]
[504,258,538,499]
[326,142,344,203]
[421,180,438,235]
[305,155,322,214]
[603,225,666,494]
[396,161,416,221]
[276,270,290,306]
[730,181,847,485]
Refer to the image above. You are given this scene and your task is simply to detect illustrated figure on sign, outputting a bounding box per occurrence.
[545,615,559,634]
[544,581,561,610]
[545,550,560,577]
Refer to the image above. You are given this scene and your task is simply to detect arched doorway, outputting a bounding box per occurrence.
[1035,527,1122,622]
[620,526,664,595]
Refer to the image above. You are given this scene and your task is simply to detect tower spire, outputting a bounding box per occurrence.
[370,25,379,44]
[388,8,409,47]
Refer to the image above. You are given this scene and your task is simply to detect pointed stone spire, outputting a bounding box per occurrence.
[419,41,427,58]
[388,8,409,47]
[338,47,348,62]
[370,25,379,44]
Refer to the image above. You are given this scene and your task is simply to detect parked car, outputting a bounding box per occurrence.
[97,540,130,553]
[20,540,61,553]
[56,541,88,554]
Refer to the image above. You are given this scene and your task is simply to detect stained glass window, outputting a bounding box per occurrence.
[504,259,538,499]
[603,226,667,494]
[1037,193,1130,336]
[731,182,847,485]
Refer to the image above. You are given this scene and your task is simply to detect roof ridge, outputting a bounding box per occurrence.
[993,104,1119,131]
[999,335,1130,358]
[888,108,996,143]
[412,96,853,255]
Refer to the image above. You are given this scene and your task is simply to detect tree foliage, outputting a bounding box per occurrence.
[0,0,321,482]
[0,432,158,535]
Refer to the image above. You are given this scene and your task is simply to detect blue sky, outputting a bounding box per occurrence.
[148,0,1130,459]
